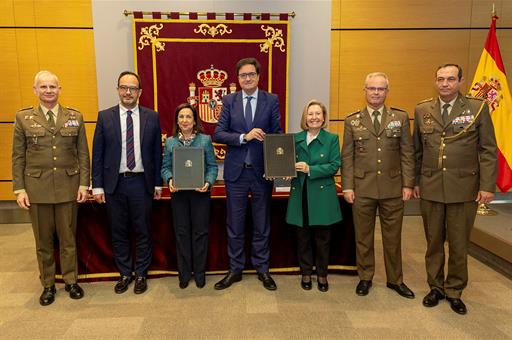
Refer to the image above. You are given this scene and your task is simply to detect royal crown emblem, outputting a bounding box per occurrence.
[470,76,503,112]
[187,65,236,124]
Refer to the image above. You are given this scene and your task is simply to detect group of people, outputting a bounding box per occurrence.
[12,59,497,316]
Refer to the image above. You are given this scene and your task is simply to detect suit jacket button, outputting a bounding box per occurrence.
[320,185,324,189]
[443,168,447,171]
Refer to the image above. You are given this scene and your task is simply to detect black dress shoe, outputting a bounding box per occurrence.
[114,275,133,294]
[39,286,56,306]
[179,280,189,289]
[356,280,372,296]
[214,271,242,290]
[447,297,467,315]
[134,276,147,294]
[65,283,84,299]
[258,272,277,291]
[301,276,312,291]
[422,289,445,307]
[317,278,329,292]
[386,282,415,299]
[195,274,206,289]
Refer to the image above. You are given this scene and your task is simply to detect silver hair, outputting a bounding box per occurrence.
[364,72,389,88]
[33,70,59,87]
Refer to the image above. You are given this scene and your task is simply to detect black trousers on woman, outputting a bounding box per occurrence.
[171,190,210,283]
[296,180,332,277]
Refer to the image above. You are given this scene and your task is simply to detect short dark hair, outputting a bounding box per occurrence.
[172,103,204,136]
[236,58,260,75]
[436,64,463,80]
[117,71,141,88]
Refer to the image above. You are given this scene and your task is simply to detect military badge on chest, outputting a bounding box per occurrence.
[423,113,434,126]
[64,112,79,128]
[452,109,474,132]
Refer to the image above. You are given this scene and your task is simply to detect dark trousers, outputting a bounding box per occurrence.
[225,167,273,273]
[420,199,477,298]
[106,174,153,277]
[296,180,331,277]
[171,190,210,283]
[29,201,78,287]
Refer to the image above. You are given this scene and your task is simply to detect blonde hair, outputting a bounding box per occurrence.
[33,70,59,87]
[300,99,328,131]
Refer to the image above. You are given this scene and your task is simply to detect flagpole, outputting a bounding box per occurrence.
[476,4,498,217]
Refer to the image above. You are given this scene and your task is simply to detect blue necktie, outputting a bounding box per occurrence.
[244,96,253,164]
[126,110,135,170]
[245,96,253,129]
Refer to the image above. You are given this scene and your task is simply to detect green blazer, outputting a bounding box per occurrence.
[286,129,342,227]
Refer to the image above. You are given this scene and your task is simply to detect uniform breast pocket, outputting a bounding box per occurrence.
[420,126,435,147]
[25,128,45,144]
[385,128,401,150]
[60,128,78,137]
[453,123,475,133]
[353,131,370,153]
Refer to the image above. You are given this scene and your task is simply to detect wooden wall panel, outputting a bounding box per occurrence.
[0,183,14,200]
[10,0,92,27]
[329,31,341,119]
[0,29,22,120]
[336,30,472,117]
[0,1,15,26]
[0,125,14,180]
[337,0,471,29]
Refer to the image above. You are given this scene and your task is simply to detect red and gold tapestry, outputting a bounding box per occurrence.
[132,13,290,160]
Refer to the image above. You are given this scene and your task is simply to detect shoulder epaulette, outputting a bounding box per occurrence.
[417,98,433,105]
[346,110,361,118]
[66,106,81,112]
[390,107,405,112]
[18,106,33,112]
[465,95,484,101]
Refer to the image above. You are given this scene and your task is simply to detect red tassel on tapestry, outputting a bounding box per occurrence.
[261,13,270,20]
[225,13,234,20]
[243,13,251,20]
[170,12,179,19]
[152,12,161,19]
[133,11,143,19]
[207,12,215,20]
[280,13,288,20]
[189,12,198,20]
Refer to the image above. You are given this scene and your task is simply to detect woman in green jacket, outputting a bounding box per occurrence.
[286,100,342,292]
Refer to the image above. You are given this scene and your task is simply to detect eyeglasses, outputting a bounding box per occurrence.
[118,85,140,93]
[365,87,388,93]
[238,72,258,79]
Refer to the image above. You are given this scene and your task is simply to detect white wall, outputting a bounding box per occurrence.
[92,0,331,132]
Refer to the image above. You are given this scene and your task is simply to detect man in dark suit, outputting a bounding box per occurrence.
[213,57,282,290]
[92,71,162,295]
[12,70,90,306]
[413,64,497,315]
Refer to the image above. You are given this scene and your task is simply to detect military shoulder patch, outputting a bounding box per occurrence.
[390,107,406,112]
[66,106,81,113]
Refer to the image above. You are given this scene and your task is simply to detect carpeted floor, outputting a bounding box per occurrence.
[0,216,511,339]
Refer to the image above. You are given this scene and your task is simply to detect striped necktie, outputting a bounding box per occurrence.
[126,110,135,170]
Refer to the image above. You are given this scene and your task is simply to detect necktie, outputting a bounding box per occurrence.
[47,110,55,128]
[126,110,135,170]
[244,96,253,165]
[442,103,450,124]
[372,110,380,132]
[245,96,253,129]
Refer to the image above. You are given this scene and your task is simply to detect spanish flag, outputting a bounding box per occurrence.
[469,15,512,192]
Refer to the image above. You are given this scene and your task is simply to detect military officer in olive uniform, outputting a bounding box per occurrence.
[413,64,497,315]
[342,72,415,299]
[12,70,90,306]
